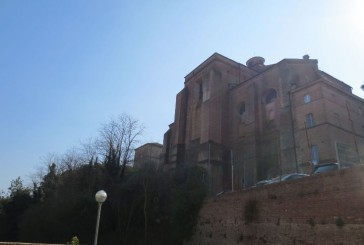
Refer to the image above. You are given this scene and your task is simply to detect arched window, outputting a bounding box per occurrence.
[264,89,277,104]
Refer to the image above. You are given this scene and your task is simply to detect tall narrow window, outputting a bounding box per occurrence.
[198,83,203,101]
[263,89,277,122]
[305,113,315,128]
[238,101,246,116]
[304,94,311,104]
[311,145,320,164]
[311,145,319,164]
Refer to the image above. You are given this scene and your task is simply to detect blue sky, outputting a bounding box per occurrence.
[1,0,363,192]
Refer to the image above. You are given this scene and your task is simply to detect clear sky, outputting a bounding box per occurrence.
[1,0,363,192]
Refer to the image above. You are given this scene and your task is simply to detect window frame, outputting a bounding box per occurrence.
[305,113,315,128]
[238,101,246,116]
[263,88,277,104]
[303,94,311,104]
[311,145,319,164]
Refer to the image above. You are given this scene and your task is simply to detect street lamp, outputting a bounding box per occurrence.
[94,190,107,245]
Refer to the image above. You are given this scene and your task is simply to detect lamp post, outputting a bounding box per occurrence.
[94,190,107,245]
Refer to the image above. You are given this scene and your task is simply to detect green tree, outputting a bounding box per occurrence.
[169,165,208,244]
[15,163,208,245]
[0,177,33,241]
[1,116,207,245]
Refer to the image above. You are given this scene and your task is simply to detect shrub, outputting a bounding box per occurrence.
[67,236,80,245]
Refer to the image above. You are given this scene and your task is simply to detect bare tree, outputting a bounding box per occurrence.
[59,148,83,172]
[96,114,144,177]
[38,149,82,175]
[78,137,99,165]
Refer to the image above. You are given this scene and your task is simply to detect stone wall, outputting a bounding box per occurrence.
[186,165,364,244]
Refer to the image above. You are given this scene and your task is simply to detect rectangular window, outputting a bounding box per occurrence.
[305,113,315,128]
[304,94,311,104]
[311,145,319,164]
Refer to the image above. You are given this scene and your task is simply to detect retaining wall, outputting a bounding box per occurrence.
[186,165,364,244]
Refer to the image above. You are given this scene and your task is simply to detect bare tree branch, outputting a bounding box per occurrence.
[96,114,144,177]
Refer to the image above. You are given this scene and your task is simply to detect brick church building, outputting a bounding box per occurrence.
[161,53,364,194]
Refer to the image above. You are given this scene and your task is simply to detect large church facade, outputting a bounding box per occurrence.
[161,53,364,194]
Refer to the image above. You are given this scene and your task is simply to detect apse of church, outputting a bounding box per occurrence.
[162,53,364,195]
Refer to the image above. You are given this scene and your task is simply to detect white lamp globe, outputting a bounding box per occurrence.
[95,190,107,203]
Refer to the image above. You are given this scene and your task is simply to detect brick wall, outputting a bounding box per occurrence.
[186,165,364,245]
